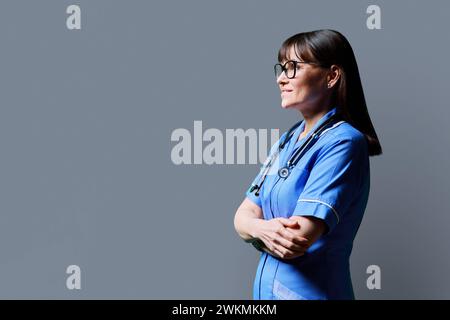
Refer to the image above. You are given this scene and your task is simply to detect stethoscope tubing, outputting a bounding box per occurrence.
[250,114,342,196]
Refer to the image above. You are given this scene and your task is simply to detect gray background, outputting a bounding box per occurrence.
[0,0,448,299]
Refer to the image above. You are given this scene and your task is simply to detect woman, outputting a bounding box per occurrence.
[234,29,382,300]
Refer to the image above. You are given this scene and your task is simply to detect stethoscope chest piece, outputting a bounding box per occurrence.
[278,167,290,179]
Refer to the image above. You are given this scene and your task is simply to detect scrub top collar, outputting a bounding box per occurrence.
[292,106,339,147]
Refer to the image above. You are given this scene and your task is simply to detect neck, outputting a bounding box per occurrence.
[300,107,332,138]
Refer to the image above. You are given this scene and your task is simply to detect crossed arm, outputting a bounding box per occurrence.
[234,197,327,259]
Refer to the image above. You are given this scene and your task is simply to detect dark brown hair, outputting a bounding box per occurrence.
[278,29,382,156]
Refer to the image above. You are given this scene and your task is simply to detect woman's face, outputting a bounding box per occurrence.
[277,46,331,113]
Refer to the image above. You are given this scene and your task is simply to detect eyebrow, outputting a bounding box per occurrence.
[280,59,306,64]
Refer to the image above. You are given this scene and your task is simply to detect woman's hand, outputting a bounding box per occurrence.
[252,218,310,259]
[234,198,324,259]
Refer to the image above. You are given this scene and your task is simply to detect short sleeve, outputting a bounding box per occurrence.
[245,131,288,207]
[292,136,366,234]
[245,179,262,207]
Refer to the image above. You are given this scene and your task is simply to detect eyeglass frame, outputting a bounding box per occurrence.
[274,60,327,79]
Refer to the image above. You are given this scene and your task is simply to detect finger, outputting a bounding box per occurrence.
[292,236,310,247]
[278,228,297,242]
[272,233,302,251]
[283,251,306,259]
[275,243,306,259]
[264,236,282,252]
[273,227,305,250]
[273,242,295,259]
[262,244,282,258]
[272,248,284,259]
[276,232,306,252]
[277,218,299,227]
[260,238,276,253]
[282,229,310,247]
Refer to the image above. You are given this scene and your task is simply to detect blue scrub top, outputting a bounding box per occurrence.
[246,107,370,300]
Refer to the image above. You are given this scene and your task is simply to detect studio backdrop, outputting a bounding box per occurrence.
[0,0,448,299]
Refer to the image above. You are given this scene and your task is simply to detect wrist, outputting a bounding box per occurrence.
[248,218,264,239]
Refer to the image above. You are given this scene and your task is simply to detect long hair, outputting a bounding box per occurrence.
[277,29,382,156]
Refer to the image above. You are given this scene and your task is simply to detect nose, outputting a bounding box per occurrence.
[276,72,288,85]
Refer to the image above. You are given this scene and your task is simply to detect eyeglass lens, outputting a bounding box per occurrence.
[275,61,297,79]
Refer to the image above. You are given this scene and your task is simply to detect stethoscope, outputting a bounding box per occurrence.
[249,113,344,196]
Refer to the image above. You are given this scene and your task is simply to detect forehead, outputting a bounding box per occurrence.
[280,46,302,63]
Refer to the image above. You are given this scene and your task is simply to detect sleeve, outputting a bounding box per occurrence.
[245,131,288,207]
[245,171,263,207]
[292,136,366,234]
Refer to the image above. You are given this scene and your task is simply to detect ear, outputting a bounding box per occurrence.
[326,65,341,89]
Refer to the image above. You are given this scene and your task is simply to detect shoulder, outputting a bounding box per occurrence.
[330,122,365,141]
[328,122,366,145]
[320,122,368,156]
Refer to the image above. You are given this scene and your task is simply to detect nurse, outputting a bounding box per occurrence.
[234,29,382,300]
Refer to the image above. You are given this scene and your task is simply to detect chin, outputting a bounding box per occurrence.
[280,100,301,110]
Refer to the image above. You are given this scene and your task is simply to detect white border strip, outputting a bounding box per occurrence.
[298,198,340,223]
[319,120,345,137]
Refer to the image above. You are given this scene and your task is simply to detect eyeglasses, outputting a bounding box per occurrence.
[274,60,323,79]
